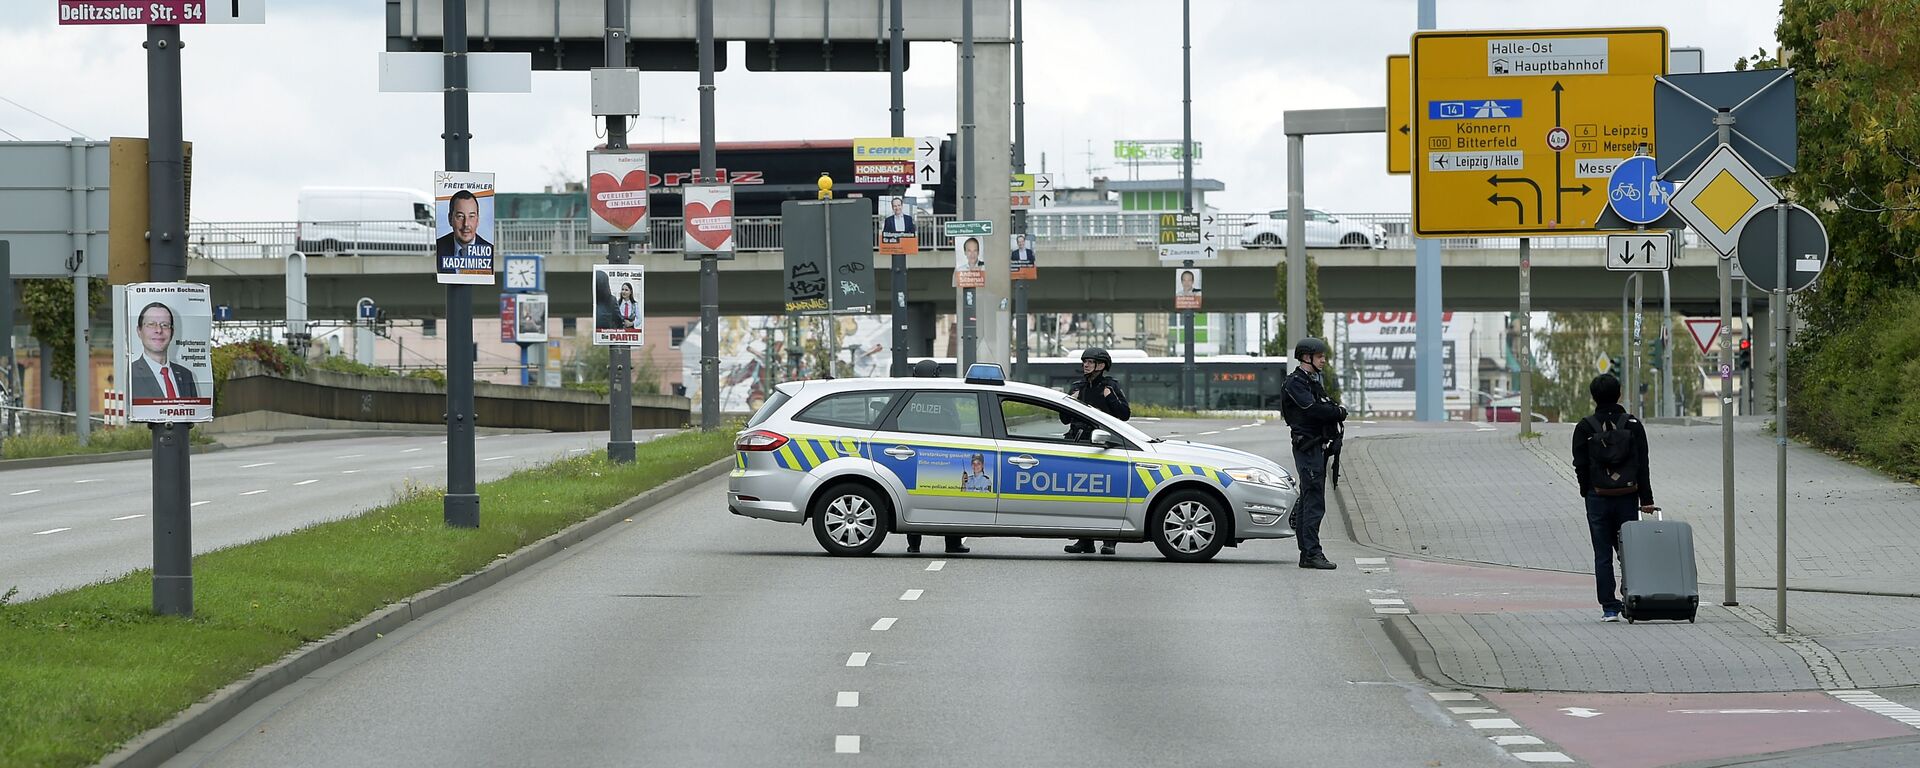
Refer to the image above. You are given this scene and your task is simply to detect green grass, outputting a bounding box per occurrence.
[0,427,213,461]
[0,426,736,768]
[1131,404,1213,419]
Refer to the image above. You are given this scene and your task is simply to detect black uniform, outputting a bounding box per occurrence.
[1065,373,1129,553]
[1281,366,1345,561]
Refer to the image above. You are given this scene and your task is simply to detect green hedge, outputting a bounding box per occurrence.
[1789,286,1920,480]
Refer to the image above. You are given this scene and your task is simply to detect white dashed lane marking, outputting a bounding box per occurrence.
[410,465,433,470]
[240,490,268,496]
[9,489,41,496]
[1449,707,1499,714]
[1354,557,1388,566]
[340,470,361,474]
[1832,691,1920,729]
[1369,598,1406,605]
[1430,692,1479,701]
[834,735,860,754]
[925,561,945,571]
[111,514,145,521]
[294,480,319,486]
[1492,735,1545,746]
[240,462,275,468]
[483,455,514,462]
[74,479,102,484]
[334,454,363,459]
[191,500,211,507]
[401,448,423,453]
[1199,430,1220,436]
[900,589,923,601]
[870,618,897,631]
[836,692,859,708]
[1468,718,1521,730]
[1425,692,1571,763]
[31,528,71,535]
[845,653,870,667]
[1514,753,1575,763]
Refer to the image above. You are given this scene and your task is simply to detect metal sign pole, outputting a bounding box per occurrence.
[1180,0,1194,409]
[958,0,976,369]
[888,0,907,378]
[1012,0,1028,381]
[604,0,636,463]
[1774,201,1789,634]
[1,242,12,457]
[1518,238,1531,432]
[146,21,193,616]
[1713,115,1738,605]
[442,0,480,528]
[697,0,720,430]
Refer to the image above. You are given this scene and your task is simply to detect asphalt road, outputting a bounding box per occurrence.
[162,417,1518,768]
[0,429,675,600]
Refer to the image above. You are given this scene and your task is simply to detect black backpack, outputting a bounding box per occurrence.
[1584,414,1640,496]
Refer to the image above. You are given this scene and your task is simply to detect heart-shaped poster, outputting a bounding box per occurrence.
[589,170,649,231]
[684,198,734,251]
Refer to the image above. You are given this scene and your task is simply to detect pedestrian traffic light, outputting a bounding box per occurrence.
[816,172,833,200]
[1648,336,1666,370]
[1737,338,1752,370]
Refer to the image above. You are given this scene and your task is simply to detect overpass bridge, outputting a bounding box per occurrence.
[186,213,1724,320]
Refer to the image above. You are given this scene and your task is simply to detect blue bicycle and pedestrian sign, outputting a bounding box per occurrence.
[1607,155,1676,225]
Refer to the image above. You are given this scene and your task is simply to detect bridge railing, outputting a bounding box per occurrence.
[187,212,1696,259]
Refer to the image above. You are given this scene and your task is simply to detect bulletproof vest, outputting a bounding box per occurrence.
[1280,368,1325,429]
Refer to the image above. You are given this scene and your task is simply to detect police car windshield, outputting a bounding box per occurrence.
[1048,389,1158,443]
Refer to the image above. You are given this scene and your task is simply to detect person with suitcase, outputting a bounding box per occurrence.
[1571,373,1656,622]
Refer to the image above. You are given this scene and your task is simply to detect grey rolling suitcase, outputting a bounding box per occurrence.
[1618,510,1699,623]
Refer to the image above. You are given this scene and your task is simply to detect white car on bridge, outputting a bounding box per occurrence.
[1239,209,1387,249]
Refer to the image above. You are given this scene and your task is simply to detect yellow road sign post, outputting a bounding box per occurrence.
[1387,54,1410,175]
[1412,27,1667,237]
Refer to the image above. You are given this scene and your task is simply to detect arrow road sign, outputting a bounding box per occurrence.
[1685,318,1721,355]
[1605,233,1671,271]
[915,136,942,186]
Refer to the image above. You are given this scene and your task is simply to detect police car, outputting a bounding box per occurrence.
[728,364,1298,562]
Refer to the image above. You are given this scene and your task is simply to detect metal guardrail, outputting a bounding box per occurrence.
[188,212,1699,259]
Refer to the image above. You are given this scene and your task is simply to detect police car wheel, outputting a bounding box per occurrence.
[1149,489,1226,563]
[811,483,889,556]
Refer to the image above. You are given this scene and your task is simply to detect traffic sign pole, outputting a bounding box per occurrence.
[147,20,194,617]
[1011,0,1027,381]
[1716,110,1739,607]
[959,0,976,370]
[1774,200,1789,635]
[1518,238,1532,435]
[442,0,480,529]
[604,0,636,462]
[888,0,907,378]
[697,0,720,431]
[1181,0,1194,410]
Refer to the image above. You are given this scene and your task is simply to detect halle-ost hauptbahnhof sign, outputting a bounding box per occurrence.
[1412,27,1668,237]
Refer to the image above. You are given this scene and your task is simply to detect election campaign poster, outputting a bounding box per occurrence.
[1173,267,1203,310]
[593,265,646,346]
[514,293,549,344]
[435,171,497,285]
[954,234,986,289]
[498,293,517,343]
[682,184,735,255]
[1010,233,1037,280]
[878,195,919,256]
[588,150,650,238]
[123,282,214,422]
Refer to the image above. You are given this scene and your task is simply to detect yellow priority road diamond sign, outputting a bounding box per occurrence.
[1668,143,1781,257]
[1412,27,1668,237]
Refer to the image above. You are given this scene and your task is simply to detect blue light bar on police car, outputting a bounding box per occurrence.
[964,363,1006,385]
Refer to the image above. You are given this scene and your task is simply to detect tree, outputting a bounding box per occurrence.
[18,279,106,410]
[1530,311,1706,419]
[1261,256,1338,401]
[1756,2,1920,344]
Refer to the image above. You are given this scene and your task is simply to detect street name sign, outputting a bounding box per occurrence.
[1668,144,1779,257]
[1387,54,1411,175]
[1604,233,1671,271]
[58,0,264,24]
[1412,27,1668,236]
[1607,155,1675,225]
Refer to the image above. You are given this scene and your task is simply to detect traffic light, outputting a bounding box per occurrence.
[1648,336,1666,370]
[1604,355,1623,376]
[1737,338,1752,370]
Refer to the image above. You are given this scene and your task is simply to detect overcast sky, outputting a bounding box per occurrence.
[1,1,1778,221]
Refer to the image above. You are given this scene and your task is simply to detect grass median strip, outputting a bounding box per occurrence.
[0,426,735,768]
[0,427,214,461]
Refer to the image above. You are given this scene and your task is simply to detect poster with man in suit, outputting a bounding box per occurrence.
[879,195,918,256]
[124,283,214,422]
[435,172,496,285]
[592,265,646,346]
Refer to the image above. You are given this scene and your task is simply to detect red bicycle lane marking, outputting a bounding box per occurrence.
[1488,691,1914,768]
[1391,557,1595,613]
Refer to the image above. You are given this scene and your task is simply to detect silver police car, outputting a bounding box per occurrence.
[728,364,1297,562]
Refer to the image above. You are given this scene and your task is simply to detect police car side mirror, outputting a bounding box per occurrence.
[1089,429,1120,448]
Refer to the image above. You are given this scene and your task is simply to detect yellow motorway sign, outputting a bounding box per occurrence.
[1412,27,1667,236]
[1387,54,1410,175]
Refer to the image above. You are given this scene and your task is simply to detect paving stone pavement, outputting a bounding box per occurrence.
[1346,422,1920,693]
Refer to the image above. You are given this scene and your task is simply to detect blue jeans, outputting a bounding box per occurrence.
[1292,444,1328,558]
[1586,495,1641,612]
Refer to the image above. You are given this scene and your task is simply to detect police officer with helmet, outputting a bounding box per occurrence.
[1282,337,1346,570]
[1063,348,1131,555]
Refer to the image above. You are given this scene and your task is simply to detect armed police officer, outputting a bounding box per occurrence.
[1282,337,1346,570]
[1064,348,1131,555]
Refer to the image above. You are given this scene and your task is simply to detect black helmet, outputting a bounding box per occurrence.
[1080,347,1112,366]
[1293,337,1330,360]
[911,359,942,378]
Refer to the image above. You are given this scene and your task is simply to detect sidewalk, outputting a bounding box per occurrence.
[1339,420,1920,693]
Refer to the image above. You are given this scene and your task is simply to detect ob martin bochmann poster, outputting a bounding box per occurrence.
[124,283,214,422]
